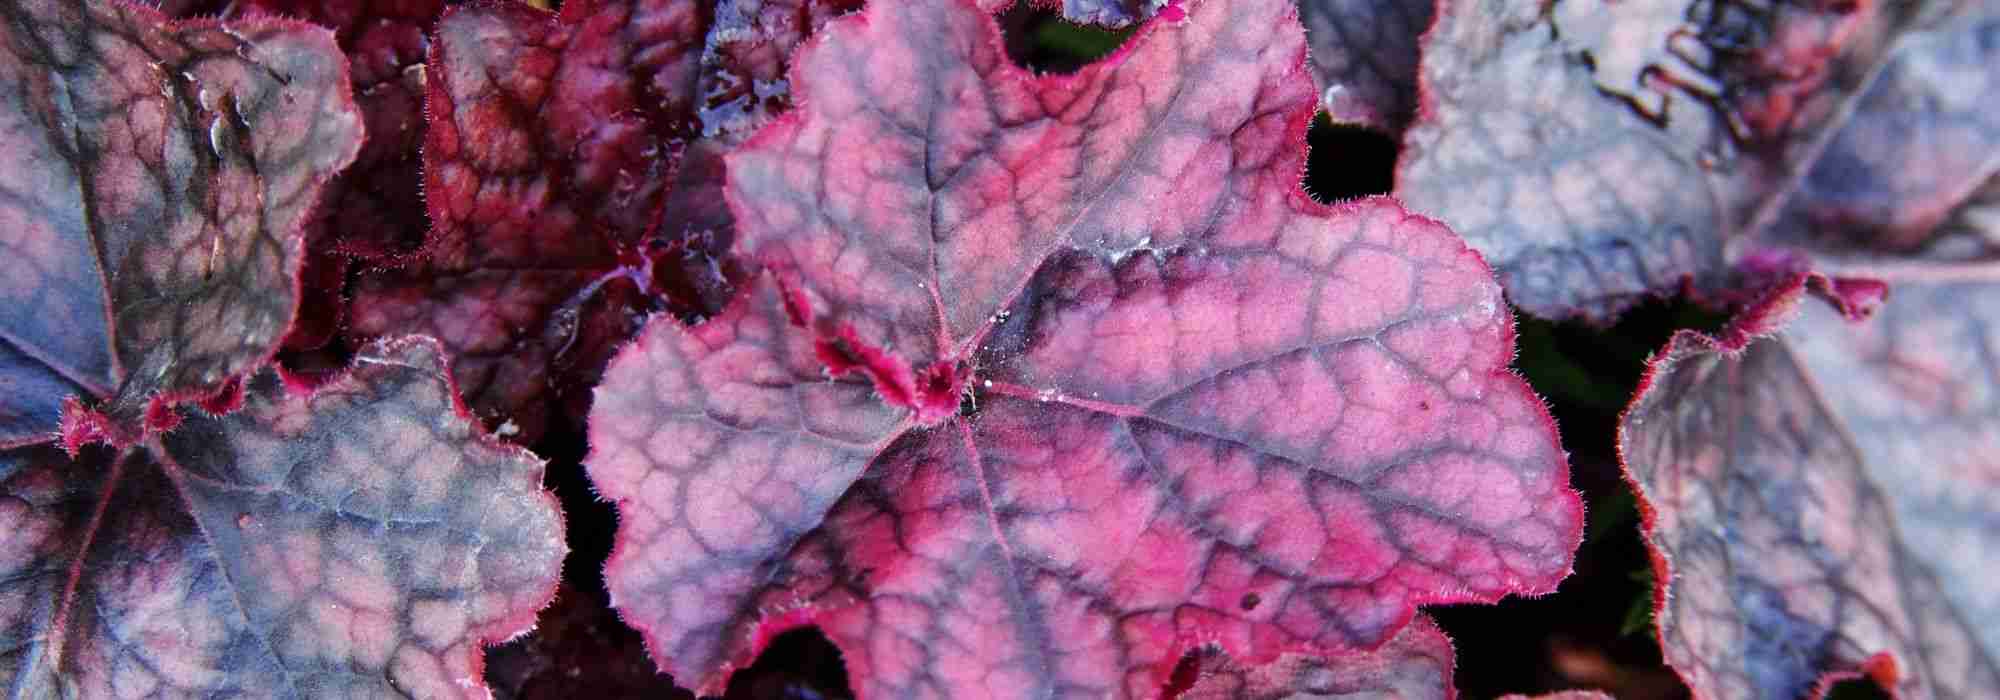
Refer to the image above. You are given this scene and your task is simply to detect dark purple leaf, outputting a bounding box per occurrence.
[587,0,1582,695]
[348,0,856,443]
[483,584,692,699]
[1180,615,1455,699]
[0,0,363,448]
[0,337,565,696]
[1397,0,2000,321]
[1297,0,1432,131]
[1620,274,2000,699]
[347,0,712,443]
[234,0,447,264]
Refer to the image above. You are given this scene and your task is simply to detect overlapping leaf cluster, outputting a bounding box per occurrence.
[3,0,1990,697]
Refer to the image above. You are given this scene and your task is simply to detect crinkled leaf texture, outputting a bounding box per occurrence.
[346,0,707,444]
[231,0,445,264]
[1397,0,2000,321]
[0,337,566,697]
[0,0,362,447]
[586,0,1581,695]
[1297,0,1432,131]
[159,0,449,354]
[1620,274,2000,698]
[1180,615,1454,699]
[348,0,856,443]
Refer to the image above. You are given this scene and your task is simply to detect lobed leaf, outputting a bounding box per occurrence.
[1620,275,2000,698]
[0,338,565,697]
[348,0,856,442]
[588,0,1581,695]
[0,0,363,447]
[233,0,446,264]
[1397,0,1999,321]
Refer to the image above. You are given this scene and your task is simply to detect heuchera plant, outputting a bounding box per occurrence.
[342,0,864,444]
[1621,277,2000,699]
[4,0,1994,696]
[1376,0,1998,694]
[0,1,564,695]
[585,0,1578,694]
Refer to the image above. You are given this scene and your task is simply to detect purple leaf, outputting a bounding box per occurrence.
[230,0,447,264]
[1179,615,1455,699]
[1397,0,2000,321]
[587,0,1582,695]
[348,0,857,443]
[1620,274,2000,698]
[347,0,712,443]
[1297,0,1432,131]
[0,0,363,448]
[0,344,89,450]
[483,584,693,699]
[0,337,566,696]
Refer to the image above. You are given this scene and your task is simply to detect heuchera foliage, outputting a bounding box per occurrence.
[0,0,361,448]
[343,0,859,443]
[1397,0,1999,321]
[1178,615,1454,699]
[0,2,564,695]
[1517,2,2000,696]
[3,339,566,696]
[1621,274,2000,699]
[180,0,450,353]
[1296,0,1432,131]
[585,0,1580,695]
[20,0,1995,695]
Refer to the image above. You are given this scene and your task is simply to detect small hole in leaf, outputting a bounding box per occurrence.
[724,627,853,700]
[1822,678,1893,700]
[1000,1,1137,74]
[1239,592,1261,611]
[1302,115,1397,203]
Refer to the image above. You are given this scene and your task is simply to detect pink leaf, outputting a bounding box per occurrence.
[1620,274,2000,699]
[0,337,566,696]
[1397,0,2000,321]
[0,0,362,449]
[1179,615,1456,699]
[587,0,1581,695]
